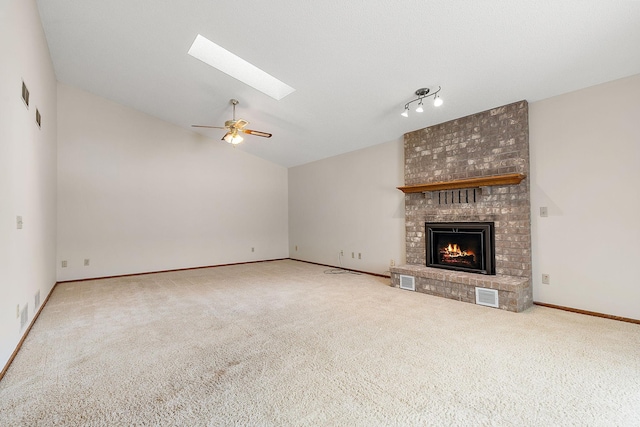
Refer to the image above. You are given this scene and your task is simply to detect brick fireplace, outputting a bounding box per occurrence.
[390,101,532,312]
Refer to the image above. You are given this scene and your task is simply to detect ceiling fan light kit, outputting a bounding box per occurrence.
[223,130,244,145]
[192,99,272,145]
[402,86,443,117]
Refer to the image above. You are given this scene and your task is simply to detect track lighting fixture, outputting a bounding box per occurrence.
[401,86,443,117]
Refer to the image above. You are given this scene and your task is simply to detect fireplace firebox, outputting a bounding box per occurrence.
[425,222,495,275]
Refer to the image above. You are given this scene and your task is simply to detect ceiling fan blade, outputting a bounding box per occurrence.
[234,119,249,129]
[241,129,272,138]
[192,125,226,129]
[221,131,232,141]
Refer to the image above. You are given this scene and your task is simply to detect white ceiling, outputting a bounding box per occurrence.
[36,1,640,167]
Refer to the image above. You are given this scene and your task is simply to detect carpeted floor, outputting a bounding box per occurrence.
[1,259,639,426]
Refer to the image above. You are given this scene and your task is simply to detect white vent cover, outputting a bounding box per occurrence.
[20,303,29,330]
[399,275,415,291]
[475,287,499,308]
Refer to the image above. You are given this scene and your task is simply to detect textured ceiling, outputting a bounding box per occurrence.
[36,1,640,167]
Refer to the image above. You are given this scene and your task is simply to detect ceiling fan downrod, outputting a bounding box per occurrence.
[230,99,238,120]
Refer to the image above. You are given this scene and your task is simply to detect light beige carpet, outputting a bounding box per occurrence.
[1,259,639,426]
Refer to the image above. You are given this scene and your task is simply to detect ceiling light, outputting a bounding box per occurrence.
[401,86,443,117]
[188,34,295,100]
[223,131,244,145]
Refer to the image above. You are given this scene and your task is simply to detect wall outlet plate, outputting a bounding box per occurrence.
[542,273,550,284]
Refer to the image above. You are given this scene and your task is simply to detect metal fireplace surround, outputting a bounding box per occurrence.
[425,222,495,275]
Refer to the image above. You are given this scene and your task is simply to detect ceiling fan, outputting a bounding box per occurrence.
[192,99,272,145]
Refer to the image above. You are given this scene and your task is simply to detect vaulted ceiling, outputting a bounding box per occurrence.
[36,1,640,167]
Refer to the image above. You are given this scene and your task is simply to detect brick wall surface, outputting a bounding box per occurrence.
[403,100,532,280]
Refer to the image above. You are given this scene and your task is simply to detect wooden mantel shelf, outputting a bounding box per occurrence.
[397,173,526,193]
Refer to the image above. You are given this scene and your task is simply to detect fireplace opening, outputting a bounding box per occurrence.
[426,222,495,275]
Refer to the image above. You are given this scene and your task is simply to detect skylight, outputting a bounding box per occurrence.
[188,34,295,101]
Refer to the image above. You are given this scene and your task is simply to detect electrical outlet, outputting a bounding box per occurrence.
[84,259,90,266]
[61,260,67,268]
[340,250,344,256]
[16,215,23,229]
[390,259,395,267]
[358,253,361,259]
[540,207,548,217]
[542,274,550,285]
[295,245,298,251]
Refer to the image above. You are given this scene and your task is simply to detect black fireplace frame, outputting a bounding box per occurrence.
[425,222,496,275]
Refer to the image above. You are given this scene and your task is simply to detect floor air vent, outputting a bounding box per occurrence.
[475,287,499,308]
[399,275,415,291]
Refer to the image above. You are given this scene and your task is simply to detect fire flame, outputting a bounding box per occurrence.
[444,243,474,258]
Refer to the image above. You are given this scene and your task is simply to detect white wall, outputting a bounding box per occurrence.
[0,0,57,368]
[289,74,640,320]
[0,4,636,378]
[288,139,405,276]
[530,74,640,319]
[57,84,289,281]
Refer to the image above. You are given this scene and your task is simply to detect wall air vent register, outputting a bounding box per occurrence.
[399,275,416,291]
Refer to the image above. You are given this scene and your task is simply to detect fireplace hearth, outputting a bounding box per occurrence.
[426,222,495,275]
